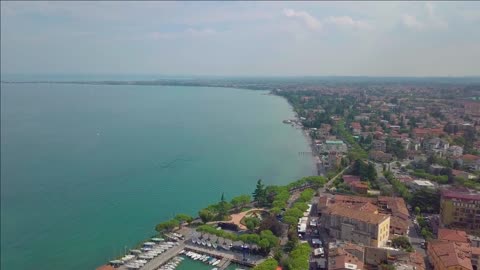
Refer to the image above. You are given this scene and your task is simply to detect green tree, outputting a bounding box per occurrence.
[198,208,215,223]
[217,193,230,220]
[155,219,179,232]
[230,194,251,210]
[253,258,278,270]
[244,217,261,231]
[174,214,193,224]
[253,179,267,206]
[414,206,421,216]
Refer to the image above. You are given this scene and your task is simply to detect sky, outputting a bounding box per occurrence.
[1,1,480,77]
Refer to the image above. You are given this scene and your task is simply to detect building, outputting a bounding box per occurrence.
[440,188,480,235]
[342,175,368,194]
[319,198,391,247]
[448,146,464,158]
[458,154,480,171]
[372,140,387,152]
[319,195,410,237]
[464,102,480,117]
[427,240,473,270]
[438,228,470,243]
[369,151,393,163]
[328,244,365,270]
[320,140,348,153]
[408,180,436,191]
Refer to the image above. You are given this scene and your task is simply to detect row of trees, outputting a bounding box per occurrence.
[155,213,194,233]
[198,193,252,223]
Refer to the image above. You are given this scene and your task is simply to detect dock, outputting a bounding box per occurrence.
[118,242,185,270]
[217,258,231,270]
[184,244,257,268]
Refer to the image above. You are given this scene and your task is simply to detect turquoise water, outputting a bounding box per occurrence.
[0,83,315,270]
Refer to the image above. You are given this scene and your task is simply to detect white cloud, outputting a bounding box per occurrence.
[283,8,322,31]
[402,14,425,30]
[402,2,447,31]
[324,16,373,30]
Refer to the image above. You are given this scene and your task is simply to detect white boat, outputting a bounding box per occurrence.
[212,260,220,266]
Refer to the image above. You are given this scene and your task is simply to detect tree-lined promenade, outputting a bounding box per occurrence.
[152,176,327,270]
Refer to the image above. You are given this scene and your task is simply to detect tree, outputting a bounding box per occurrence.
[253,258,278,270]
[287,243,311,270]
[155,219,179,232]
[414,206,421,216]
[253,179,267,206]
[231,194,251,210]
[217,193,230,220]
[174,214,193,224]
[244,216,261,231]
[259,215,284,236]
[391,236,412,250]
[198,208,215,223]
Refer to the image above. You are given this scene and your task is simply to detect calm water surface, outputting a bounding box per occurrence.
[1,83,315,270]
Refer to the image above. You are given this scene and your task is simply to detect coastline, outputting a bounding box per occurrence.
[273,90,321,177]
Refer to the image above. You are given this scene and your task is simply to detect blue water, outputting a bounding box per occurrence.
[1,82,315,270]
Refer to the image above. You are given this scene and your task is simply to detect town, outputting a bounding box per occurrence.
[97,79,480,270]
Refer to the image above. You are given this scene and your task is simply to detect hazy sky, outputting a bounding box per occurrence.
[1,1,479,77]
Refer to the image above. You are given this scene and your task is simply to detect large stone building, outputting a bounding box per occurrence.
[319,195,410,237]
[319,197,391,247]
[440,188,480,235]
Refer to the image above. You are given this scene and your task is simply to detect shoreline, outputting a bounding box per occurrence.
[274,91,321,177]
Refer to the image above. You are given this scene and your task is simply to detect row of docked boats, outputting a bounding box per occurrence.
[111,239,178,269]
[191,239,219,249]
[183,250,221,267]
[157,256,184,270]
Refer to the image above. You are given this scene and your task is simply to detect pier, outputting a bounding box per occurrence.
[184,244,257,268]
[217,258,231,270]
[118,242,185,270]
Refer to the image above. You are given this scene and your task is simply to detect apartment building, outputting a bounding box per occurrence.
[440,188,480,235]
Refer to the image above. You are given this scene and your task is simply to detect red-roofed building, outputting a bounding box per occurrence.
[440,188,480,235]
[438,228,470,243]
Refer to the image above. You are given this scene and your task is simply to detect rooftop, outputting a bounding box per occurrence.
[438,229,470,243]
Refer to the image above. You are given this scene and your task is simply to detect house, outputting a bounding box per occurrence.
[452,170,477,180]
[448,146,464,158]
[458,154,480,171]
[369,151,393,163]
[351,122,362,135]
[372,140,387,152]
[427,240,473,270]
[438,228,470,243]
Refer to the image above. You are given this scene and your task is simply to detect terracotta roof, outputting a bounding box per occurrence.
[462,154,480,161]
[353,202,378,213]
[428,241,473,270]
[438,229,470,243]
[329,247,364,270]
[324,204,389,225]
[441,188,480,201]
[390,216,409,232]
[343,175,361,184]
[378,197,409,219]
[333,195,375,204]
